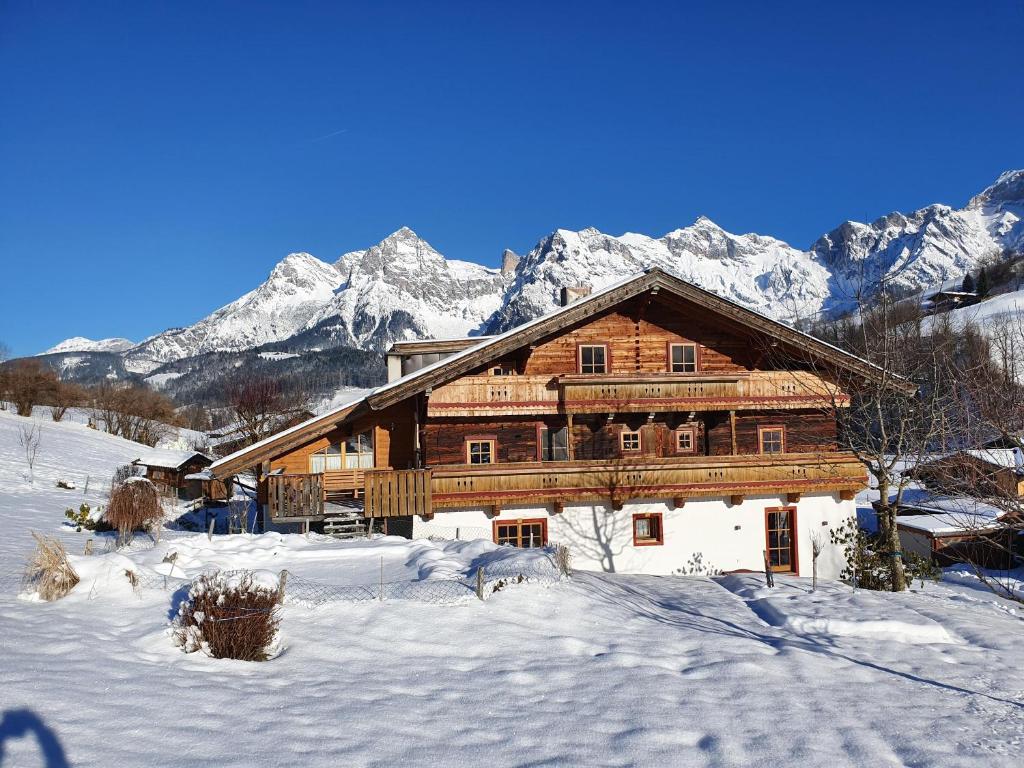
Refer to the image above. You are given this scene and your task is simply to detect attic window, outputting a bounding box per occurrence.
[669,343,698,373]
[579,344,608,374]
[491,362,516,376]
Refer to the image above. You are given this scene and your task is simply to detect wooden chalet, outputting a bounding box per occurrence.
[209,268,912,577]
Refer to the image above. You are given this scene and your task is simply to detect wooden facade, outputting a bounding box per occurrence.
[210,269,895,526]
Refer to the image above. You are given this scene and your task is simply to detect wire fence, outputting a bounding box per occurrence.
[412,523,493,542]
[6,549,565,607]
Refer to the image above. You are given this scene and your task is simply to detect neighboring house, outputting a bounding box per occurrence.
[925,290,978,314]
[133,449,222,500]
[209,268,912,578]
[912,449,1024,498]
[896,500,1018,569]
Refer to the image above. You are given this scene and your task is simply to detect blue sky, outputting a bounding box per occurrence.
[1,1,1022,356]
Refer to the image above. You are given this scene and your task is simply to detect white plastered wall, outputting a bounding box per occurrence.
[414,493,854,578]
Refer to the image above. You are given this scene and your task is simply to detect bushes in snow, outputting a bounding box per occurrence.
[830,518,940,590]
[64,503,107,532]
[25,533,79,601]
[174,571,281,661]
[106,478,163,544]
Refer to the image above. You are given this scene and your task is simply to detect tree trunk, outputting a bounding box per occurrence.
[877,503,907,592]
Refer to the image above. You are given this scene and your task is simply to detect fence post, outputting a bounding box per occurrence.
[277,569,289,605]
[476,566,484,600]
[208,517,215,541]
[379,556,384,602]
[84,538,93,556]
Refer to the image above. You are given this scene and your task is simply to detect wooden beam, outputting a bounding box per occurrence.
[672,496,686,509]
[787,492,801,503]
[551,501,564,515]
[489,504,501,518]
[566,414,575,461]
[839,489,855,501]
[730,494,745,506]
[729,410,737,456]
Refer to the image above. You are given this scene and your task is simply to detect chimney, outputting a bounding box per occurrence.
[560,284,592,306]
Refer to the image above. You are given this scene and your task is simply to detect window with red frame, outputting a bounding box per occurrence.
[632,513,664,545]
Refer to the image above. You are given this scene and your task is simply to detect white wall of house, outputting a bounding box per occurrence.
[415,492,854,579]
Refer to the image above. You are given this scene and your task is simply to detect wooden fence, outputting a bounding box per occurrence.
[364,469,433,518]
[268,474,324,520]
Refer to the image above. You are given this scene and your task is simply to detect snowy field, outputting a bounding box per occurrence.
[2,409,1024,767]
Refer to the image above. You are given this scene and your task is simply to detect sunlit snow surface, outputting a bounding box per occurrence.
[1,409,1023,766]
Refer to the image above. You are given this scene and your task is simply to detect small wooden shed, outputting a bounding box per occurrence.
[133,449,221,500]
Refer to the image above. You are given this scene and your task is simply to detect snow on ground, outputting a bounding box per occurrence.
[2,409,1024,766]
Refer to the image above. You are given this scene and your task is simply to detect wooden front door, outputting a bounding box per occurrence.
[765,507,797,573]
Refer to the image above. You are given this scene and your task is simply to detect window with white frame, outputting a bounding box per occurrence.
[467,438,495,465]
[676,427,697,453]
[620,429,641,452]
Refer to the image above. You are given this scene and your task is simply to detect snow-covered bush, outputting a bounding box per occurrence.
[25,533,79,601]
[63,502,107,532]
[106,477,162,544]
[174,571,281,661]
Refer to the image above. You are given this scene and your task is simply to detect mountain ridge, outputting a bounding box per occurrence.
[39,170,1024,382]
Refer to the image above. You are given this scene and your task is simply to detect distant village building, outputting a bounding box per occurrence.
[925,290,978,314]
[912,449,1024,498]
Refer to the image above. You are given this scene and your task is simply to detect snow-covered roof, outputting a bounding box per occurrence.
[134,449,211,469]
[184,469,214,481]
[960,449,1023,471]
[897,495,1009,536]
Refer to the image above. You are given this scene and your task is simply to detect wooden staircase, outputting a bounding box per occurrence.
[322,505,366,540]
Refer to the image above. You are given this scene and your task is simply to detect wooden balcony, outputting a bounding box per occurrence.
[429,452,866,509]
[426,371,845,416]
[354,453,865,517]
[271,453,866,519]
[267,470,365,521]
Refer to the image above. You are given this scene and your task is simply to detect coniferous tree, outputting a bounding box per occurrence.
[976,266,990,297]
[961,272,976,293]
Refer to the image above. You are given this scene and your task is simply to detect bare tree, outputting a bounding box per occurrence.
[49,380,84,422]
[225,377,310,451]
[772,292,946,592]
[810,531,825,592]
[87,383,180,446]
[4,359,58,416]
[19,423,43,485]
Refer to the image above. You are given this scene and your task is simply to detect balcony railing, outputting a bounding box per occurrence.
[271,453,866,519]
[356,453,865,517]
[426,371,844,416]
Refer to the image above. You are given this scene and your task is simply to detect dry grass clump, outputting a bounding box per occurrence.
[552,543,572,576]
[174,571,281,661]
[106,478,162,544]
[25,533,79,601]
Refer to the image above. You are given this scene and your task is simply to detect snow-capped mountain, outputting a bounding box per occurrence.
[299,226,506,351]
[121,252,344,373]
[813,171,1024,308]
[41,336,136,355]
[486,219,832,333]
[39,170,1024,386]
